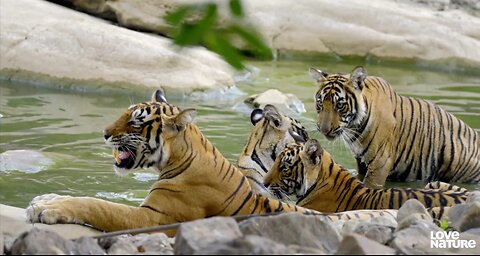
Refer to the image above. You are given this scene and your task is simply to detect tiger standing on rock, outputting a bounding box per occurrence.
[26,89,398,236]
[310,66,480,188]
[263,138,469,214]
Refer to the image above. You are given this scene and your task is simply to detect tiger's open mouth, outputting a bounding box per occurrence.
[112,147,135,169]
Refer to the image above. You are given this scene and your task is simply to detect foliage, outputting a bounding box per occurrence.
[164,0,272,70]
[440,219,449,230]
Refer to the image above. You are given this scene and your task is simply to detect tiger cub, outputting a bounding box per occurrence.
[309,66,480,188]
[264,137,468,213]
[26,89,397,235]
[237,104,309,198]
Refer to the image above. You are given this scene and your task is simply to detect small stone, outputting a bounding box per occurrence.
[73,236,104,255]
[353,222,395,245]
[195,235,298,255]
[239,212,341,254]
[335,233,395,255]
[10,228,76,255]
[449,202,480,232]
[174,216,242,255]
[397,199,433,230]
[244,89,306,115]
[1,231,4,255]
[133,233,173,254]
[107,237,138,255]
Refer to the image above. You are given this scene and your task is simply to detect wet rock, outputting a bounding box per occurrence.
[174,217,242,255]
[195,235,298,255]
[396,199,433,230]
[335,233,395,255]
[244,89,306,115]
[10,228,77,255]
[73,236,104,255]
[353,222,395,245]
[239,212,341,254]
[449,202,480,232]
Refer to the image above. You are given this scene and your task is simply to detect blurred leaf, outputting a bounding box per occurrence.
[173,4,217,46]
[229,0,244,17]
[230,25,272,59]
[164,6,192,26]
[440,219,449,230]
[205,33,245,70]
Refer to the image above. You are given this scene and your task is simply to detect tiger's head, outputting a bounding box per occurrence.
[238,104,309,174]
[103,89,195,176]
[309,66,367,140]
[263,137,327,202]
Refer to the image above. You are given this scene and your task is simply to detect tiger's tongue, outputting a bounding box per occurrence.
[113,150,131,164]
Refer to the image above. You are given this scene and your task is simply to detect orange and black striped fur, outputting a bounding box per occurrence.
[26,89,398,236]
[264,138,468,213]
[310,66,480,188]
[237,104,309,198]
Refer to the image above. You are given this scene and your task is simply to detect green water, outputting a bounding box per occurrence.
[1,59,479,208]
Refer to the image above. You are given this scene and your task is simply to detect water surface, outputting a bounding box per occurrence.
[1,59,479,208]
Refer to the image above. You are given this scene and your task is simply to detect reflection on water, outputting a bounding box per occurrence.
[1,59,479,207]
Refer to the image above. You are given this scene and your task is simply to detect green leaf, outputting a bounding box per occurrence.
[229,0,244,17]
[164,6,192,26]
[173,4,218,46]
[205,33,245,70]
[440,219,449,230]
[229,25,272,59]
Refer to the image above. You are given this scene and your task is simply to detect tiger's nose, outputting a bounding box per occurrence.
[103,130,111,141]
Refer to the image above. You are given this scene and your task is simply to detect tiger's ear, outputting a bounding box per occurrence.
[163,109,196,134]
[152,88,168,103]
[350,66,367,90]
[250,108,264,125]
[302,139,323,165]
[288,128,306,143]
[309,67,329,83]
[264,104,285,130]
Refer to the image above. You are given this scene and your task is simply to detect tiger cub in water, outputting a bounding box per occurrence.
[264,137,468,212]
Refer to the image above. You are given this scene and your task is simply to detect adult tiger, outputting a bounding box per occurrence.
[309,66,480,188]
[237,104,309,198]
[263,137,468,214]
[26,89,397,235]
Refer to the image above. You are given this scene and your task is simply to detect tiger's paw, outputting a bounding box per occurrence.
[26,193,82,225]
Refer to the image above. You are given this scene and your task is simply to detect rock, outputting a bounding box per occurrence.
[1,231,4,255]
[10,228,77,255]
[66,0,480,70]
[239,212,341,254]
[449,202,480,232]
[244,89,306,115]
[0,0,235,93]
[353,222,395,245]
[396,199,433,230]
[0,150,52,174]
[467,191,480,203]
[335,220,361,237]
[195,235,299,255]
[335,233,395,255]
[174,216,242,255]
[73,236,104,255]
[107,237,138,255]
[465,228,480,236]
[132,233,174,254]
[390,220,442,254]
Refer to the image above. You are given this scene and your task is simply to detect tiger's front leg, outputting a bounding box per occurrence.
[362,149,394,189]
[26,194,176,232]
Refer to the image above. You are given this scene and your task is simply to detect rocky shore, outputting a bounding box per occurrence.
[3,195,480,255]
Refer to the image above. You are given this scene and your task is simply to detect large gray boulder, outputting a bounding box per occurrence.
[0,0,235,92]
[66,0,480,70]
